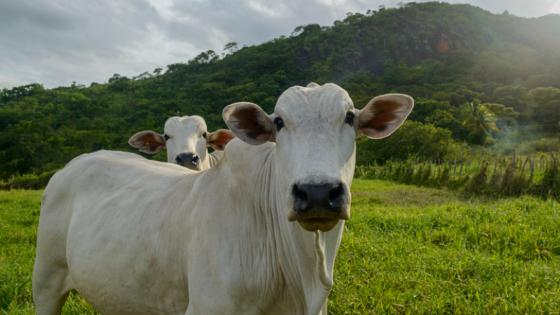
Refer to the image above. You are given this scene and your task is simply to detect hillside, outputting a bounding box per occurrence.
[1,2,560,179]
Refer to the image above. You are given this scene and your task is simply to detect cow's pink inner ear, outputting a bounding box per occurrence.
[223,102,274,145]
[358,94,413,139]
[207,129,234,150]
[128,131,166,154]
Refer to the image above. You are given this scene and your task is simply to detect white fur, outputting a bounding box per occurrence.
[163,116,213,170]
[130,115,221,171]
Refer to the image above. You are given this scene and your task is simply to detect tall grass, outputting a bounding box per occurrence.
[356,154,560,200]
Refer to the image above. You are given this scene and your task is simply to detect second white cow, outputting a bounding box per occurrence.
[33,83,413,315]
[128,115,233,170]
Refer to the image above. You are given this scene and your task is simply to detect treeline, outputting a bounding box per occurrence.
[1,2,560,180]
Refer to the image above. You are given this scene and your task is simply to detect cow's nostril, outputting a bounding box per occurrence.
[175,153,196,167]
[292,184,309,213]
[293,185,307,201]
[191,155,200,165]
[328,184,345,209]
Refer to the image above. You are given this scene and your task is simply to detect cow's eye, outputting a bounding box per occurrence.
[164,134,171,141]
[274,117,284,131]
[344,111,355,126]
[201,132,207,139]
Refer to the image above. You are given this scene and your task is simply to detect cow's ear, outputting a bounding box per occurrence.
[223,102,274,145]
[207,129,234,151]
[357,94,414,139]
[128,130,166,154]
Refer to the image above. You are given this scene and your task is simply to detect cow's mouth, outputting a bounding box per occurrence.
[289,211,343,232]
[298,217,340,232]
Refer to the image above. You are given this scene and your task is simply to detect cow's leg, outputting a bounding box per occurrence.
[319,300,328,315]
[33,200,73,315]
[32,263,71,315]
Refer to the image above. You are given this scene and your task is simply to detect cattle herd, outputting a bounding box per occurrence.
[33,83,413,315]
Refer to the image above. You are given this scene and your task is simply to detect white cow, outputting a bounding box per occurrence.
[128,115,233,170]
[33,83,413,315]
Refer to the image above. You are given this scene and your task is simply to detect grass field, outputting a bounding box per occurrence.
[1,179,559,314]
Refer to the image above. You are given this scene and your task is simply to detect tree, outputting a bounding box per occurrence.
[460,101,498,145]
[189,50,219,65]
[527,87,560,133]
[223,42,238,55]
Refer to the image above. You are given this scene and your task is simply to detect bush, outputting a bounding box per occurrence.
[0,170,56,190]
[356,121,466,165]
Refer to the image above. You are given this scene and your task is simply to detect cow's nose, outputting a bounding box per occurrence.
[175,153,199,167]
[292,182,346,213]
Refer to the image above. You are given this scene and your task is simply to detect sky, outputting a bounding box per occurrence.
[1,0,559,89]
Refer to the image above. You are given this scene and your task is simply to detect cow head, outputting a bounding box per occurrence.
[128,115,234,171]
[224,83,413,232]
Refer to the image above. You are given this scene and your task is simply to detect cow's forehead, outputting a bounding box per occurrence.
[274,83,354,120]
[164,116,206,134]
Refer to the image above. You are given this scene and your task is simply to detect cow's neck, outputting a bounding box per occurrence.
[199,153,210,170]
[228,140,343,314]
[208,151,222,168]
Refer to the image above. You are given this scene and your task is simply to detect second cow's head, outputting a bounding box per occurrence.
[224,83,413,232]
[128,115,234,171]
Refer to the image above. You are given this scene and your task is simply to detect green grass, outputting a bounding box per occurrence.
[330,179,560,314]
[1,180,559,314]
[0,191,96,314]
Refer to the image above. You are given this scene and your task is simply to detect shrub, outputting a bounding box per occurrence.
[356,121,466,165]
[0,170,56,190]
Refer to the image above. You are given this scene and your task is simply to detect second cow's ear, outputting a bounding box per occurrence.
[223,102,274,145]
[128,130,166,154]
[207,129,234,151]
[357,94,414,139]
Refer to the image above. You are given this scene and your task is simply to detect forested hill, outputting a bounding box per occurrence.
[1,2,560,179]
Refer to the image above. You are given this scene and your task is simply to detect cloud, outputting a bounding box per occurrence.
[442,0,560,17]
[0,0,163,88]
[1,0,559,89]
